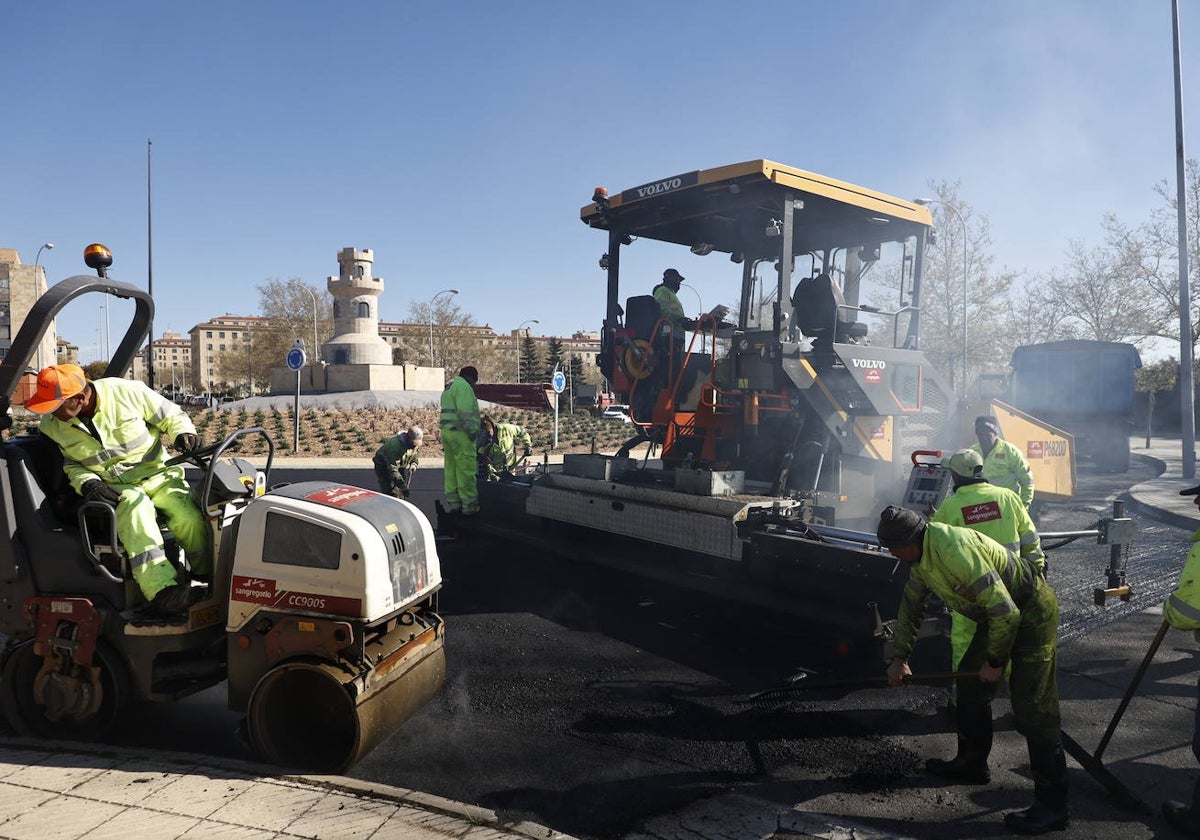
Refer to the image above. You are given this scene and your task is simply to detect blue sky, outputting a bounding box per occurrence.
[3,1,1195,363]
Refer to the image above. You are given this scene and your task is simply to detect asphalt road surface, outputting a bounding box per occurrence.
[12,458,1192,839]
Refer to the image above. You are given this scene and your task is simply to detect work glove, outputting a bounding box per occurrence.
[82,480,123,506]
[173,433,198,453]
[523,445,533,458]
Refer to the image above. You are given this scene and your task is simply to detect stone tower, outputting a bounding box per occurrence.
[322,247,392,366]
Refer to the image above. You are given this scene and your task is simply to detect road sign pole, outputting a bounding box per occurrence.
[294,370,300,453]
[286,341,308,454]
[551,365,566,451]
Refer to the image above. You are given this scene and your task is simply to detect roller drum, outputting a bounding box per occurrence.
[246,621,445,771]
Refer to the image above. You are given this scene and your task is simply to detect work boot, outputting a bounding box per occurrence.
[1004,741,1069,835]
[927,700,992,785]
[1163,801,1200,837]
[148,583,204,617]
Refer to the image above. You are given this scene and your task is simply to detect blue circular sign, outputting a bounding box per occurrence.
[286,348,307,371]
[551,370,566,393]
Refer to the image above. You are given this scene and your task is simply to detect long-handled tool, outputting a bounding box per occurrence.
[1060,618,1169,815]
[737,669,978,705]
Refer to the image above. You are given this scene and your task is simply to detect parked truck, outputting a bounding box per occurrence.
[1007,340,1142,473]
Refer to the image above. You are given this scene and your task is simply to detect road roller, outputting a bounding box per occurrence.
[0,246,445,771]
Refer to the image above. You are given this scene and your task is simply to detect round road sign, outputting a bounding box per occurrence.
[551,370,566,393]
[286,347,307,371]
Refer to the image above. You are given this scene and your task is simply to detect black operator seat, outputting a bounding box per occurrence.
[791,273,867,348]
[3,433,128,609]
[624,295,661,343]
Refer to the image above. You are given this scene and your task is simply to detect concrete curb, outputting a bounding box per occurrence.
[1123,452,1198,531]
[0,737,572,840]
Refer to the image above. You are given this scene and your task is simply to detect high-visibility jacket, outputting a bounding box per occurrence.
[373,433,420,491]
[652,283,687,338]
[892,522,1042,667]
[1165,527,1200,630]
[930,481,1045,572]
[972,438,1035,508]
[39,378,196,492]
[481,423,532,474]
[439,376,480,438]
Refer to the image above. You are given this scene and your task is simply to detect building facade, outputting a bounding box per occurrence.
[0,249,57,372]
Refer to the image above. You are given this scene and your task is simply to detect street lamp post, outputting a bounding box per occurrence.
[680,283,704,352]
[428,289,459,367]
[33,242,54,268]
[515,319,539,382]
[290,281,320,360]
[914,198,969,396]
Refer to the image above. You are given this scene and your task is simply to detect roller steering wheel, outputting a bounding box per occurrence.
[164,440,223,469]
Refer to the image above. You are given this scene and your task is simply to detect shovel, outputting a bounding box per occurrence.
[737,669,978,706]
[1060,617,1169,815]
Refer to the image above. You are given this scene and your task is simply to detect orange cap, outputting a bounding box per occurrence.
[24,364,87,414]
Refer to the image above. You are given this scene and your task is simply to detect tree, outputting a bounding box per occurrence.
[83,361,108,381]
[569,353,585,387]
[519,333,542,383]
[256,278,334,365]
[214,335,272,397]
[1136,359,1179,447]
[398,298,506,382]
[544,337,565,382]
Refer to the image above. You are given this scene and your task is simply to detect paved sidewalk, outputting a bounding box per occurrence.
[0,739,571,840]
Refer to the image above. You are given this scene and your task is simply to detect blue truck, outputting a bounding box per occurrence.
[1008,340,1142,473]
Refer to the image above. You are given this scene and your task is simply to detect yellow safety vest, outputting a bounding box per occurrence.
[39,378,196,493]
[892,522,1038,666]
[972,438,1035,508]
[930,481,1045,571]
[1165,527,1200,630]
[439,376,480,438]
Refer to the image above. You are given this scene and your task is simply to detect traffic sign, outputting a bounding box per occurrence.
[551,370,566,393]
[286,347,307,371]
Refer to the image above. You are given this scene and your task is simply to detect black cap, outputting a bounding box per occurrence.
[1180,484,1200,496]
[877,505,925,548]
[663,268,684,282]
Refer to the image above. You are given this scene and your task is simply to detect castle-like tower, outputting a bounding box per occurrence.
[322,247,393,365]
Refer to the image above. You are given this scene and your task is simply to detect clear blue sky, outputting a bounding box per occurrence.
[3,1,1195,363]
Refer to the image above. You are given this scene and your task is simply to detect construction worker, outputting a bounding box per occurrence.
[972,415,1035,508]
[1161,481,1200,836]
[373,425,423,499]
[439,365,481,515]
[931,448,1045,677]
[477,415,533,481]
[877,505,1067,835]
[26,364,209,617]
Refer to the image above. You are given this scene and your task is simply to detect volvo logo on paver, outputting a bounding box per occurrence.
[620,170,699,203]
[851,358,887,369]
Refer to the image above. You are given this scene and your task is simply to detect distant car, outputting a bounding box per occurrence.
[601,405,632,423]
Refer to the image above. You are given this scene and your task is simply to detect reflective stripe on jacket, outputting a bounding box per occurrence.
[930,481,1045,571]
[892,522,1039,665]
[39,378,195,493]
[1165,526,1200,630]
[440,376,480,438]
[972,438,1035,508]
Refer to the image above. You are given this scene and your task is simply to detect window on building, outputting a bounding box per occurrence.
[220,344,226,351]
[357,302,370,318]
[355,265,364,278]
[219,332,225,339]
[207,344,213,350]
[232,332,238,339]
[206,331,212,338]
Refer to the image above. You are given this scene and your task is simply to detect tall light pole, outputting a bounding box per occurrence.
[290,281,321,359]
[33,243,53,268]
[914,198,968,396]
[1173,0,1195,478]
[515,319,539,382]
[680,283,704,352]
[428,288,459,366]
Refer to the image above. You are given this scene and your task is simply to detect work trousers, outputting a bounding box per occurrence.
[441,427,478,515]
[958,577,1062,749]
[373,455,414,498]
[113,469,209,600]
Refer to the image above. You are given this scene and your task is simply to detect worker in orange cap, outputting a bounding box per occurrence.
[26,364,209,618]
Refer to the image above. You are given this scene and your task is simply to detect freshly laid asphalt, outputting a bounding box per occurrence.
[5,437,1200,840]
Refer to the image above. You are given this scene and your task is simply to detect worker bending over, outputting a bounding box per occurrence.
[27,364,209,618]
[478,415,532,481]
[877,505,1067,835]
[373,425,423,499]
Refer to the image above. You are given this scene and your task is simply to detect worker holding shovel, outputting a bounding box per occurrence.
[1161,483,1200,836]
[877,505,1067,835]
